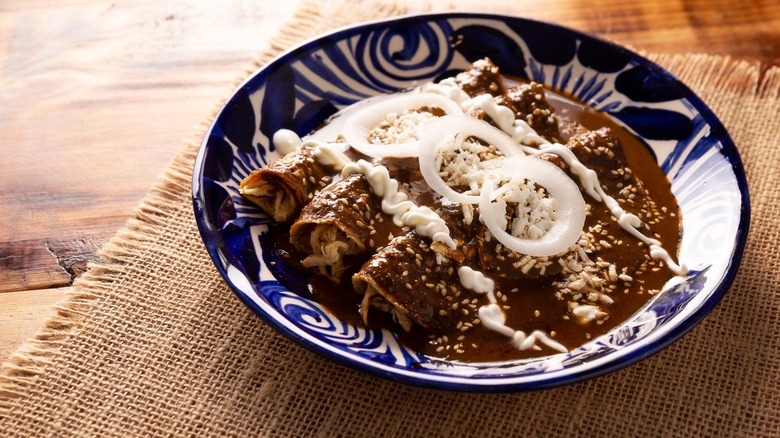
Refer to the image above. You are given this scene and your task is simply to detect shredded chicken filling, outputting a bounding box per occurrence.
[302,225,360,279]
[241,183,295,222]
[361,285,415,332]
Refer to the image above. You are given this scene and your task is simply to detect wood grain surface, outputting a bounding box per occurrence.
[1,0,779,361]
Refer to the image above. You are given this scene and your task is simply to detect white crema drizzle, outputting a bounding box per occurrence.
[423,80,688,276]
[273,130,456,250]
[341,160,456,249]
[458,266,568,353]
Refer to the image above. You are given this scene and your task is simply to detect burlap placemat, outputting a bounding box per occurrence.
[2,0,779,436]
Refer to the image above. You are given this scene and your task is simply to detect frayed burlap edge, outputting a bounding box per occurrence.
[650,53,780,99]
[0,0,408,406]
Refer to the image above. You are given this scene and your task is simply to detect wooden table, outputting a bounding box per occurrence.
[1,0,778,362]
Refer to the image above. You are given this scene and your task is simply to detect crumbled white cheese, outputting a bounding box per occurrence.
[368,108,437,145]
[569,303,607,324]
[434,133,557,240]
[436,133,504,191]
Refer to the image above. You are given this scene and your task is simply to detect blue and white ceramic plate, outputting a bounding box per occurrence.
[192,13,749,391]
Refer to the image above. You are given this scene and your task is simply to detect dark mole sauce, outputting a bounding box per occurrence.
[269,86,682,363]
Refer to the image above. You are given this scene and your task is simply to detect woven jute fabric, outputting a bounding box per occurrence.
[2,0,779,436]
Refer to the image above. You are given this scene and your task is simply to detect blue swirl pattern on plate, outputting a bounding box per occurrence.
[192,13,749,391]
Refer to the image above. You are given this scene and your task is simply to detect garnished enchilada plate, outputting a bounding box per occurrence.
[192,13,749,391]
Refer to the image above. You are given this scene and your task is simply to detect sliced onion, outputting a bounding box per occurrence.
[419,115,525,204]
[479,156,586,257]
[342,93,463,158]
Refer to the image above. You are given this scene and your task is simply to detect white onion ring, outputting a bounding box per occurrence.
[342,93,463,158]
[479,156,586,257]
[418,115,524,204]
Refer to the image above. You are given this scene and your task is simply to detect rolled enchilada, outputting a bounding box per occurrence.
[352,232,462,331]
[352,196,477,331]
[289,172,402,282]
[239,146,334,223]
